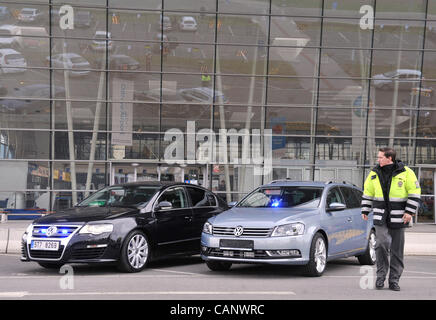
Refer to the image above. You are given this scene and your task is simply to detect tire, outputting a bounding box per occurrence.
[357,229,376,265]
[303,233,327,277]
[117,230,150,273]
[38,262,63,269]
[206,260,232,271]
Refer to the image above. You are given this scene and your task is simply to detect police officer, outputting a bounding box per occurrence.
[361,147,421,291]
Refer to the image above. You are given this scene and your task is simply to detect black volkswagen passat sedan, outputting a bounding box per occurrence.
[21,182,228,272]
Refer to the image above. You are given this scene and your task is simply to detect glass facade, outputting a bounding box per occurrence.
[0,0,435,223]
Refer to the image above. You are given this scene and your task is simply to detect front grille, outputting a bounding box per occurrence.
[208,248,269,259]
[28,245,64,259]
[71,247,106,260]
[213,226,272,237]
[32,225,79,238]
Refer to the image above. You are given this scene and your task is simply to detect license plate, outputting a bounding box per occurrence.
[219,239,254,250]
[31,240,60,251]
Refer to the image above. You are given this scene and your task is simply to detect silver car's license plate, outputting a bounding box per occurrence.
[219,239,253,250]
[31,240,60,251]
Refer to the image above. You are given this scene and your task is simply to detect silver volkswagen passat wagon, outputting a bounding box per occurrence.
[201,181,376,276]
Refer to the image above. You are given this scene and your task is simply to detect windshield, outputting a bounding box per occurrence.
[237,186,323,208]
[77,186,160,208]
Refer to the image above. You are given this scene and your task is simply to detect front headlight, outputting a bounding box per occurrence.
[79,223,114,235]
[202,221,213,235]
[22,223,33,241]
[271,223,305,237]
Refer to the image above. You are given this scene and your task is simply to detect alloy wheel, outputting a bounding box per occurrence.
[127,234,149,270]
[314,237,327,273]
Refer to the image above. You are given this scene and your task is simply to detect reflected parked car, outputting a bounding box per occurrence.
[47,53,91,76]
[178,87,228,104]
[201,181,376,276]
[373,69,423,90]
[0,48,26,73]
[179,16,197,31]
[91,31,113,51]
[108,54,140,74]
[0,84,65,114]
[21,182,228,272]
[18,8,44,23]
[0,24,18,48]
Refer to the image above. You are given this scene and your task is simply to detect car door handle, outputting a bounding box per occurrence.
[184,216,192,221]
[347,217,353,222]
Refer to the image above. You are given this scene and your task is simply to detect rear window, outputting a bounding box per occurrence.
[237,186,323,208]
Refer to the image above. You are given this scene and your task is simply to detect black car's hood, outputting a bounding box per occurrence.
[33,206,139,224]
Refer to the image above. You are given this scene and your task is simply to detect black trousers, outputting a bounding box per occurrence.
[374,224,405,284]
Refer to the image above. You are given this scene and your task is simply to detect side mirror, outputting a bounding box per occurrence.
[155,201,173,211]
[327,202,346,212]
[228,201,237,208]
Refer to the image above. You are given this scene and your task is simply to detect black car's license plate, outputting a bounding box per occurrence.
[219,239,254,250]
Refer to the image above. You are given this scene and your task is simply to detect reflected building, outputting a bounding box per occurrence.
[0,0,435,223]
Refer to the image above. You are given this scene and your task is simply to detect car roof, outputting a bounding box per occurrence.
[261,180,359,189]
[0,48,19,54]
[395,69,421,75]
[0,24,17,31]
[95,31,111,36]
[57,52,82,58]
[182,16,196,20]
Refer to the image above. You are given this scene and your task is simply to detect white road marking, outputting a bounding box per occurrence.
[338,32,350,43]
[10,291,296,297]
[149,268,200,276]
[0,292,28,298]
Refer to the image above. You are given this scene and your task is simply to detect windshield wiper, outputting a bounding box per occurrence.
[108,204,139,209]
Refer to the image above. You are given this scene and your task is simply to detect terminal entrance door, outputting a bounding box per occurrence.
[418,168,436,224]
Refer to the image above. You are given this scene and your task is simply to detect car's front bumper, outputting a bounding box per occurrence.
[21,224,120,264]
[200,232,312,265]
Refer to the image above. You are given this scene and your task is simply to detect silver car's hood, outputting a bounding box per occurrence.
[210,207,319,228]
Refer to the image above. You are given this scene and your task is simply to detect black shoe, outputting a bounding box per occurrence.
[389,283,401,291]
[375,279,384,290]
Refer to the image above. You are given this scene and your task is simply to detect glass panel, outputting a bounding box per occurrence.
[217,14,269,46]
[323,18,372,48]
[0,130,49,159]
[267,77,316,105]
[376,0,427,19]
[373,20,425,50]
[0,160,50,211]
[323,0,374,18]
[217,0,269,15]
[267,107,313,135]
[418,196,435,223]
[109,133,160,161]
[271,0,321,16]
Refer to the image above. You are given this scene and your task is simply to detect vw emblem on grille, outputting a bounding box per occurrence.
[46,226,58,237]
[234,226,244,237]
